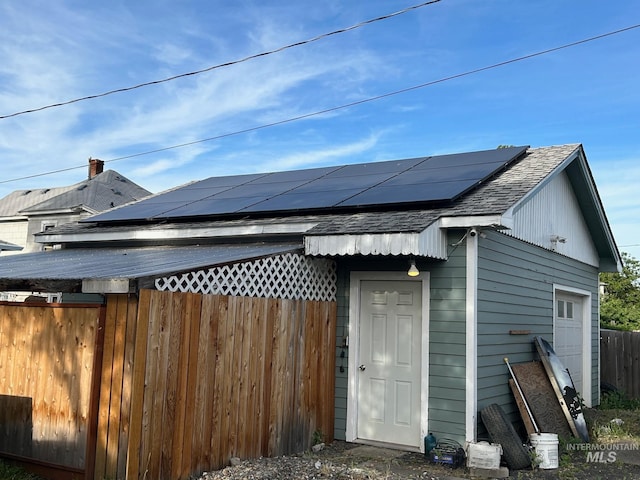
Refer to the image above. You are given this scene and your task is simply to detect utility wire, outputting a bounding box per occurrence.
[1,21,639,185]
[0,0,441,120]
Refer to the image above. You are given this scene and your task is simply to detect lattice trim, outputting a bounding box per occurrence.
[155,253,336,301]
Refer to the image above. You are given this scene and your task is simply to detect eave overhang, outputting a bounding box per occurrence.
[35,221,318,246]
[0,242,301,294]
[304,215,512,258]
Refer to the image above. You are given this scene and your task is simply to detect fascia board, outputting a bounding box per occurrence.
[439,214,513,230]
[37,222,318,244]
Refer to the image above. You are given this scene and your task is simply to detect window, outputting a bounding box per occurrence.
[557,299,575,319]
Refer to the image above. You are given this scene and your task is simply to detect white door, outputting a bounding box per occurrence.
[357,280,422,447]
[554,292,584,395]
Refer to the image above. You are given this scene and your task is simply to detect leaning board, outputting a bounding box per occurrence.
[510,362,573,438]
[534,336,589,442]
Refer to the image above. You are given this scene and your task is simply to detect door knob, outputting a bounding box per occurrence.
[359,364,366,371]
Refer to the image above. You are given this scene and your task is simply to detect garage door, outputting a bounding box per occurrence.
[554,292,584,395]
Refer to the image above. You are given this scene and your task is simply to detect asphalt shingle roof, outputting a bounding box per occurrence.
[0,170,151,217]
[40,145,579,239]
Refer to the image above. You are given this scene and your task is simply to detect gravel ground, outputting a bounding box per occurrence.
[198,441,463,479]
[198,438,640,480]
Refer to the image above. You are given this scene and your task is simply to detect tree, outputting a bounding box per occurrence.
[600,252,640,331]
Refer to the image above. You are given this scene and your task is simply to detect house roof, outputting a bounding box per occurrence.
[86,146,529,224]
[40,144,583,237]
[0,242,300,293]
[0,169,151,217]
[0,143,620,293]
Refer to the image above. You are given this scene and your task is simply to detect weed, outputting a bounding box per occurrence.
[599,390,640,411]
[0,460,42,480]
[312,429,324,445]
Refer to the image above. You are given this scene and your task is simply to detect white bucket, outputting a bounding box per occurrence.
[529,433,559,469]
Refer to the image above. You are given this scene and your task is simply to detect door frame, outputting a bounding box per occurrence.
[553,284,592,407]
[345,271,430,450]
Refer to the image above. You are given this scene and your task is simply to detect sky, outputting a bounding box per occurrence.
[1,1,639,258]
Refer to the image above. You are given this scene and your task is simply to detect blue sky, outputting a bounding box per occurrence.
[1,1,639,257]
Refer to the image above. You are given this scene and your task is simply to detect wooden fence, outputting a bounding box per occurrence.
[95,289,337,480]
[600,329,640,399]
[0,302,104,478]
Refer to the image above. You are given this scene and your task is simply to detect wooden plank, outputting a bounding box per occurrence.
[191,294,213,472]
[508,379,536,435]
[85,305,106,480]
[236,296,252,459]
[149,291,173,479]
[105,296,128,477]
[247,297,263,459]
[260,299,279,456]
[116,295,138,478]
[176,292,201,479]
[139,290,164,479]
[268,298,286,457]
[160,292,184,478]
[126,289,151,480]
[207,295,225,470]
[94,298,118,479]
[220,295,238,465]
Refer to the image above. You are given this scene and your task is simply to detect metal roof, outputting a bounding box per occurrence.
[0,240,23,251]
[0,243,301,292]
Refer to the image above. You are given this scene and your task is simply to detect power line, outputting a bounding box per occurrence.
[0,0,441,120]
[1,21,639,186]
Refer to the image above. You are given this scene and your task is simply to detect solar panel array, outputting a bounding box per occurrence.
[87,146,528,223]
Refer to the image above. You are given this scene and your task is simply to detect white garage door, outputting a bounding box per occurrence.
[554,292,584,395]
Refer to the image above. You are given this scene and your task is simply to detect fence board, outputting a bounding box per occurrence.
[95,290,336,480]
[600,329,640,399]
[0,302,102,475]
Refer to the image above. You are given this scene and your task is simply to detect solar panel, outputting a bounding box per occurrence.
[86,146,528,222]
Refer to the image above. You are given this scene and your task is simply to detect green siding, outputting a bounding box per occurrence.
[333,265,350,440]
[331,253,468,444]
[476,231,600,427]
[427,234,467,444]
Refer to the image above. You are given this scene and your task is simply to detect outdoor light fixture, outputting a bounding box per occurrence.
[407,258,420,277]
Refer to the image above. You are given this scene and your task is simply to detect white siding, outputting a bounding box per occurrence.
[510,172,599,267]
[0,220,28,255]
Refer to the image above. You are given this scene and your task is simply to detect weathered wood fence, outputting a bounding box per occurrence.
[0,289,336,480]
[98,289,336,480]
[0,302,104,479]
[600,329,640,399]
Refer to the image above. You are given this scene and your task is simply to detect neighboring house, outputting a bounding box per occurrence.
[0,159,151,255]
[0,144,621,480]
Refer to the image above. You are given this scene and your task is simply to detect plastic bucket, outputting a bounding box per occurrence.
[529,433,559,469]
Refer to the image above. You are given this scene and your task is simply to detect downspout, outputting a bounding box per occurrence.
[465,230,479,442]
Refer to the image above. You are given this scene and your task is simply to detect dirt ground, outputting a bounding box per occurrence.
[200,438,640,480]
[202,406,640,479]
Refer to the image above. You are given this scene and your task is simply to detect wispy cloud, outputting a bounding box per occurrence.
[0,1,392,195]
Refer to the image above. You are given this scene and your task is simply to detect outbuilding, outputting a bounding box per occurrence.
[0,144,620,479]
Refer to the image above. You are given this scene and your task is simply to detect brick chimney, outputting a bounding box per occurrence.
[88,157,104,179]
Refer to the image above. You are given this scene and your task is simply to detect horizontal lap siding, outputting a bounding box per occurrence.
[333,267,349,441]
[476,232,600,422]
[427,240,467,443]
[333,253,468,445]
